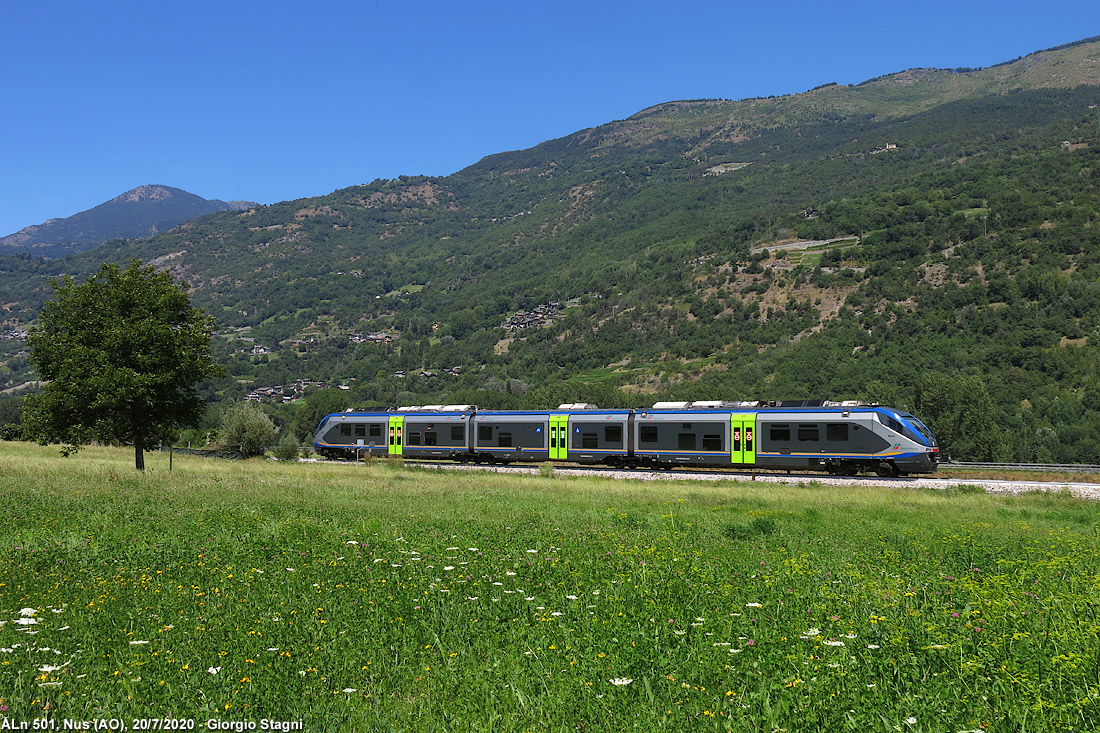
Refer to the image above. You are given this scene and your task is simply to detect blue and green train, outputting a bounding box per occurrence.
[313,400,940,476]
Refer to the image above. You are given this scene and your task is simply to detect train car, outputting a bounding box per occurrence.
[633,401,745,467]
[469,409,551,463]
[395,405,474,460]
[313,408,392,458]
[753,402,938,476]
[558,404,634,466]
[469,404,635,465]
[312,400,939,475]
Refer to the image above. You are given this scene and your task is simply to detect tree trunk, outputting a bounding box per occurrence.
[135,442,145,471]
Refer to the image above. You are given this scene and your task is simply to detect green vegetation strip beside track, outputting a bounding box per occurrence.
[1,442,1099,732]
[947,462,1100,473]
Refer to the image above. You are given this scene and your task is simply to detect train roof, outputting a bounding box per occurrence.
[322,400,887,420]
[648,400,874,409]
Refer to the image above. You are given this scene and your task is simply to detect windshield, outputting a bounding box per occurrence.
[877,411,933,447]
[899,413,936,446]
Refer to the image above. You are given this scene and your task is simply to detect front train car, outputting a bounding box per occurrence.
[636,400,940,476]
[870,406,940,475]
[750,401,939,476]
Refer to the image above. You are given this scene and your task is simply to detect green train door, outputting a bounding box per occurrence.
[549,415,569,460]
[731,414,756,465]
[388,415,405,456]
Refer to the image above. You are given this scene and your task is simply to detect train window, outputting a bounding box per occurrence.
[370,424,382,438]
[605,425,622,443]
[451,426,464,441]
[769,425,791,442]
[340,424,351,437]
[407,432,422,446]
[355,424,366,437]
[827,423,848,442]
[498,432,512,447]
[678,433,696,450]
[702,434,722,451]
[582,432,599,449]
[798,424,819,442]
[478,425,493,442]
[640,426,658,444]
[424,431,438,446]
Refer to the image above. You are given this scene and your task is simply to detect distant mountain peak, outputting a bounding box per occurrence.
[110,184,184,203]
[0,185,259,258]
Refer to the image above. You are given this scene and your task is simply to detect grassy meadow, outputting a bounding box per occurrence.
[1,442,1099,732]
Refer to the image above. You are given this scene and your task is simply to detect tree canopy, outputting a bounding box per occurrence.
[22,260,221,469]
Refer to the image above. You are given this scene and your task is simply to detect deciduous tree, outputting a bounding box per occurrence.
[23,260,221,470]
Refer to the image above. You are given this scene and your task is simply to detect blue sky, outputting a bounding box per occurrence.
[0,0,1096,237]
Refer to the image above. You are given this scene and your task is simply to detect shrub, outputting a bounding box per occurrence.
[219,402,278,457]
[0,423,23,441]
[272,433,301,461]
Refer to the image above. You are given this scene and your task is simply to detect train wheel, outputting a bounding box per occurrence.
[876,463,900,478]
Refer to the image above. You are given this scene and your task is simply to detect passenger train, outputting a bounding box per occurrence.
[313,400,940,476]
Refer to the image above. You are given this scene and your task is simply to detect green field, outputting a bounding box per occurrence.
[1,443,1098,731]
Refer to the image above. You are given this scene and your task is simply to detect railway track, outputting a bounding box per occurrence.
[288,451,1100,476]
[395,461,1100,500]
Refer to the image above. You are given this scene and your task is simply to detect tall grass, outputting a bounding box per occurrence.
[1,442,1098,731]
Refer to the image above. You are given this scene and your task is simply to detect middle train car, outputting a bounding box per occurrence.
[313,401,939,475]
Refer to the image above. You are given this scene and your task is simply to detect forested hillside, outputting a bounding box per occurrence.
[2,38,1100,461]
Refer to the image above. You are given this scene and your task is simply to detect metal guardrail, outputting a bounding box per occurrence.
[945,461,1100,473]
